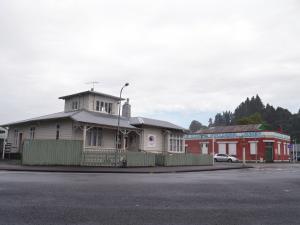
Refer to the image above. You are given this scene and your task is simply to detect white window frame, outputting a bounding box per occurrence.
[249,141,258,155]
[169,134,184,153]
[228,143,237,156]
[218,143,226,154]
[29,127,35,140]
[202,143,208,155]
[277,142,281,155]
[14,129,19,145]
[87,128,103,147]
[72,101,78,110]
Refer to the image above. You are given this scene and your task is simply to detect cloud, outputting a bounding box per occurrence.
[0,0,299,127]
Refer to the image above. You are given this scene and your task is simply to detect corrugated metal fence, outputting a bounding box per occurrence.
[22,140,82,165]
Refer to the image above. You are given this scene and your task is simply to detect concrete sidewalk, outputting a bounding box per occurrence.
[0,160,252,173]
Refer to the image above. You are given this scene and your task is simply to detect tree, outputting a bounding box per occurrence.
[189,120,207,132]
[208,118,213,127]
[237,112,264,125]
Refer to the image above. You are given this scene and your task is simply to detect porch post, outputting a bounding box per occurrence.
[83,125,87,151]
[122,133,126,151]
[2,139,5,160]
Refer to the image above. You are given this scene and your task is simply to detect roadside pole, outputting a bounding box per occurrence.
[243,146,246,166]
[296,139,298,163]
[293,142,295,163]
[255,139,258,163]
[242,138,246,166]
[212,137,215,166]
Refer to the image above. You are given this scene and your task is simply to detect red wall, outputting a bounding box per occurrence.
[185,137,290,161]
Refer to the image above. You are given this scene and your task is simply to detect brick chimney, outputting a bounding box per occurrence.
[122,98,131,118]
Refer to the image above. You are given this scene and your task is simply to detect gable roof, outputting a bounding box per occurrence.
[130,117,185,131]
[195,124,263,134]
[59,90,124,101]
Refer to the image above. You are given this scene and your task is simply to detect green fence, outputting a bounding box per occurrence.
[126,152,155,167]
[155,153,213,166]
[81,151,125,167]
[81,151,155,167]
[22,140,210,167]
[22,140,82,166]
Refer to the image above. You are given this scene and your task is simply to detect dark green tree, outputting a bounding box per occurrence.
[189,120,207,132]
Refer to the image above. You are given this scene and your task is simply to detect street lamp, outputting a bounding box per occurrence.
[115,83,129,167]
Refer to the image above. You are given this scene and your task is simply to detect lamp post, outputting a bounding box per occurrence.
[115,83,129,167]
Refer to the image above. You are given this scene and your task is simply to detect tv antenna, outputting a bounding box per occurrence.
[86,81,99,91]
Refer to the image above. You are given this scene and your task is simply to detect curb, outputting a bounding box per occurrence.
[0,166,253,174]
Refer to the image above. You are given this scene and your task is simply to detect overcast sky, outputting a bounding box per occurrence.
[0,0,299,128]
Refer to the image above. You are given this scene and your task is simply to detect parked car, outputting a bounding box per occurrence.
[214,154,239,163]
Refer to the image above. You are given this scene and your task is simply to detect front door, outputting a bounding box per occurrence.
[202,143,208,154]
[265,142,274,162]
[18,133,23,152]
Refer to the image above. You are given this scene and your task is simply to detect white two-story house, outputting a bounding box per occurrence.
[2,89,185,155]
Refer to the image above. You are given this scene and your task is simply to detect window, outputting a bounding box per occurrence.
[228,143,237,155]
[87,128,102,147]
[218,143,226,154]
[100,102,104,111]
[14,129,18,145]
[105,102,108,112]
[201,143,208,154]
[72,101,78,110]
[108,103,112,114]
[30,127,35,140]
[278,143,281,155]
[96,101,100,111]
[250,142,257,155]
[169,134,183,152]
[56,124,60,140]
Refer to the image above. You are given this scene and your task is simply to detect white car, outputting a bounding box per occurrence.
[214,154,239,163]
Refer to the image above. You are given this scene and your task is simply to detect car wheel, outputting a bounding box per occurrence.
[228,159,232,163]
[214,158,217,162]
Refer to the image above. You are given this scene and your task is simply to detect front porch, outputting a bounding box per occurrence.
[73,123,142,153]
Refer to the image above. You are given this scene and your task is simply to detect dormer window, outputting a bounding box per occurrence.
[108,103,112,114]
[72,101,78,110]
[96,101,100,111]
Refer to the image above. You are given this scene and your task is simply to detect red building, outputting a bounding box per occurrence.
[185,124,290,162]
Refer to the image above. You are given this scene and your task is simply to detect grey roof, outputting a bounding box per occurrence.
[1,111,76,127]
[2,111,185,131]
[72,110,136,129]
[195,124,263,134]
[59,90,124,101]
[130,117,185,131]
[1,110,136,129]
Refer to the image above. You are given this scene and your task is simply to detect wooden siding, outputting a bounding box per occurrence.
[6,119,74,153]
[141,127,165,153]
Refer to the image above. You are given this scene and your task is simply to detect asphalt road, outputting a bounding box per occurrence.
[0,164,299,225]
